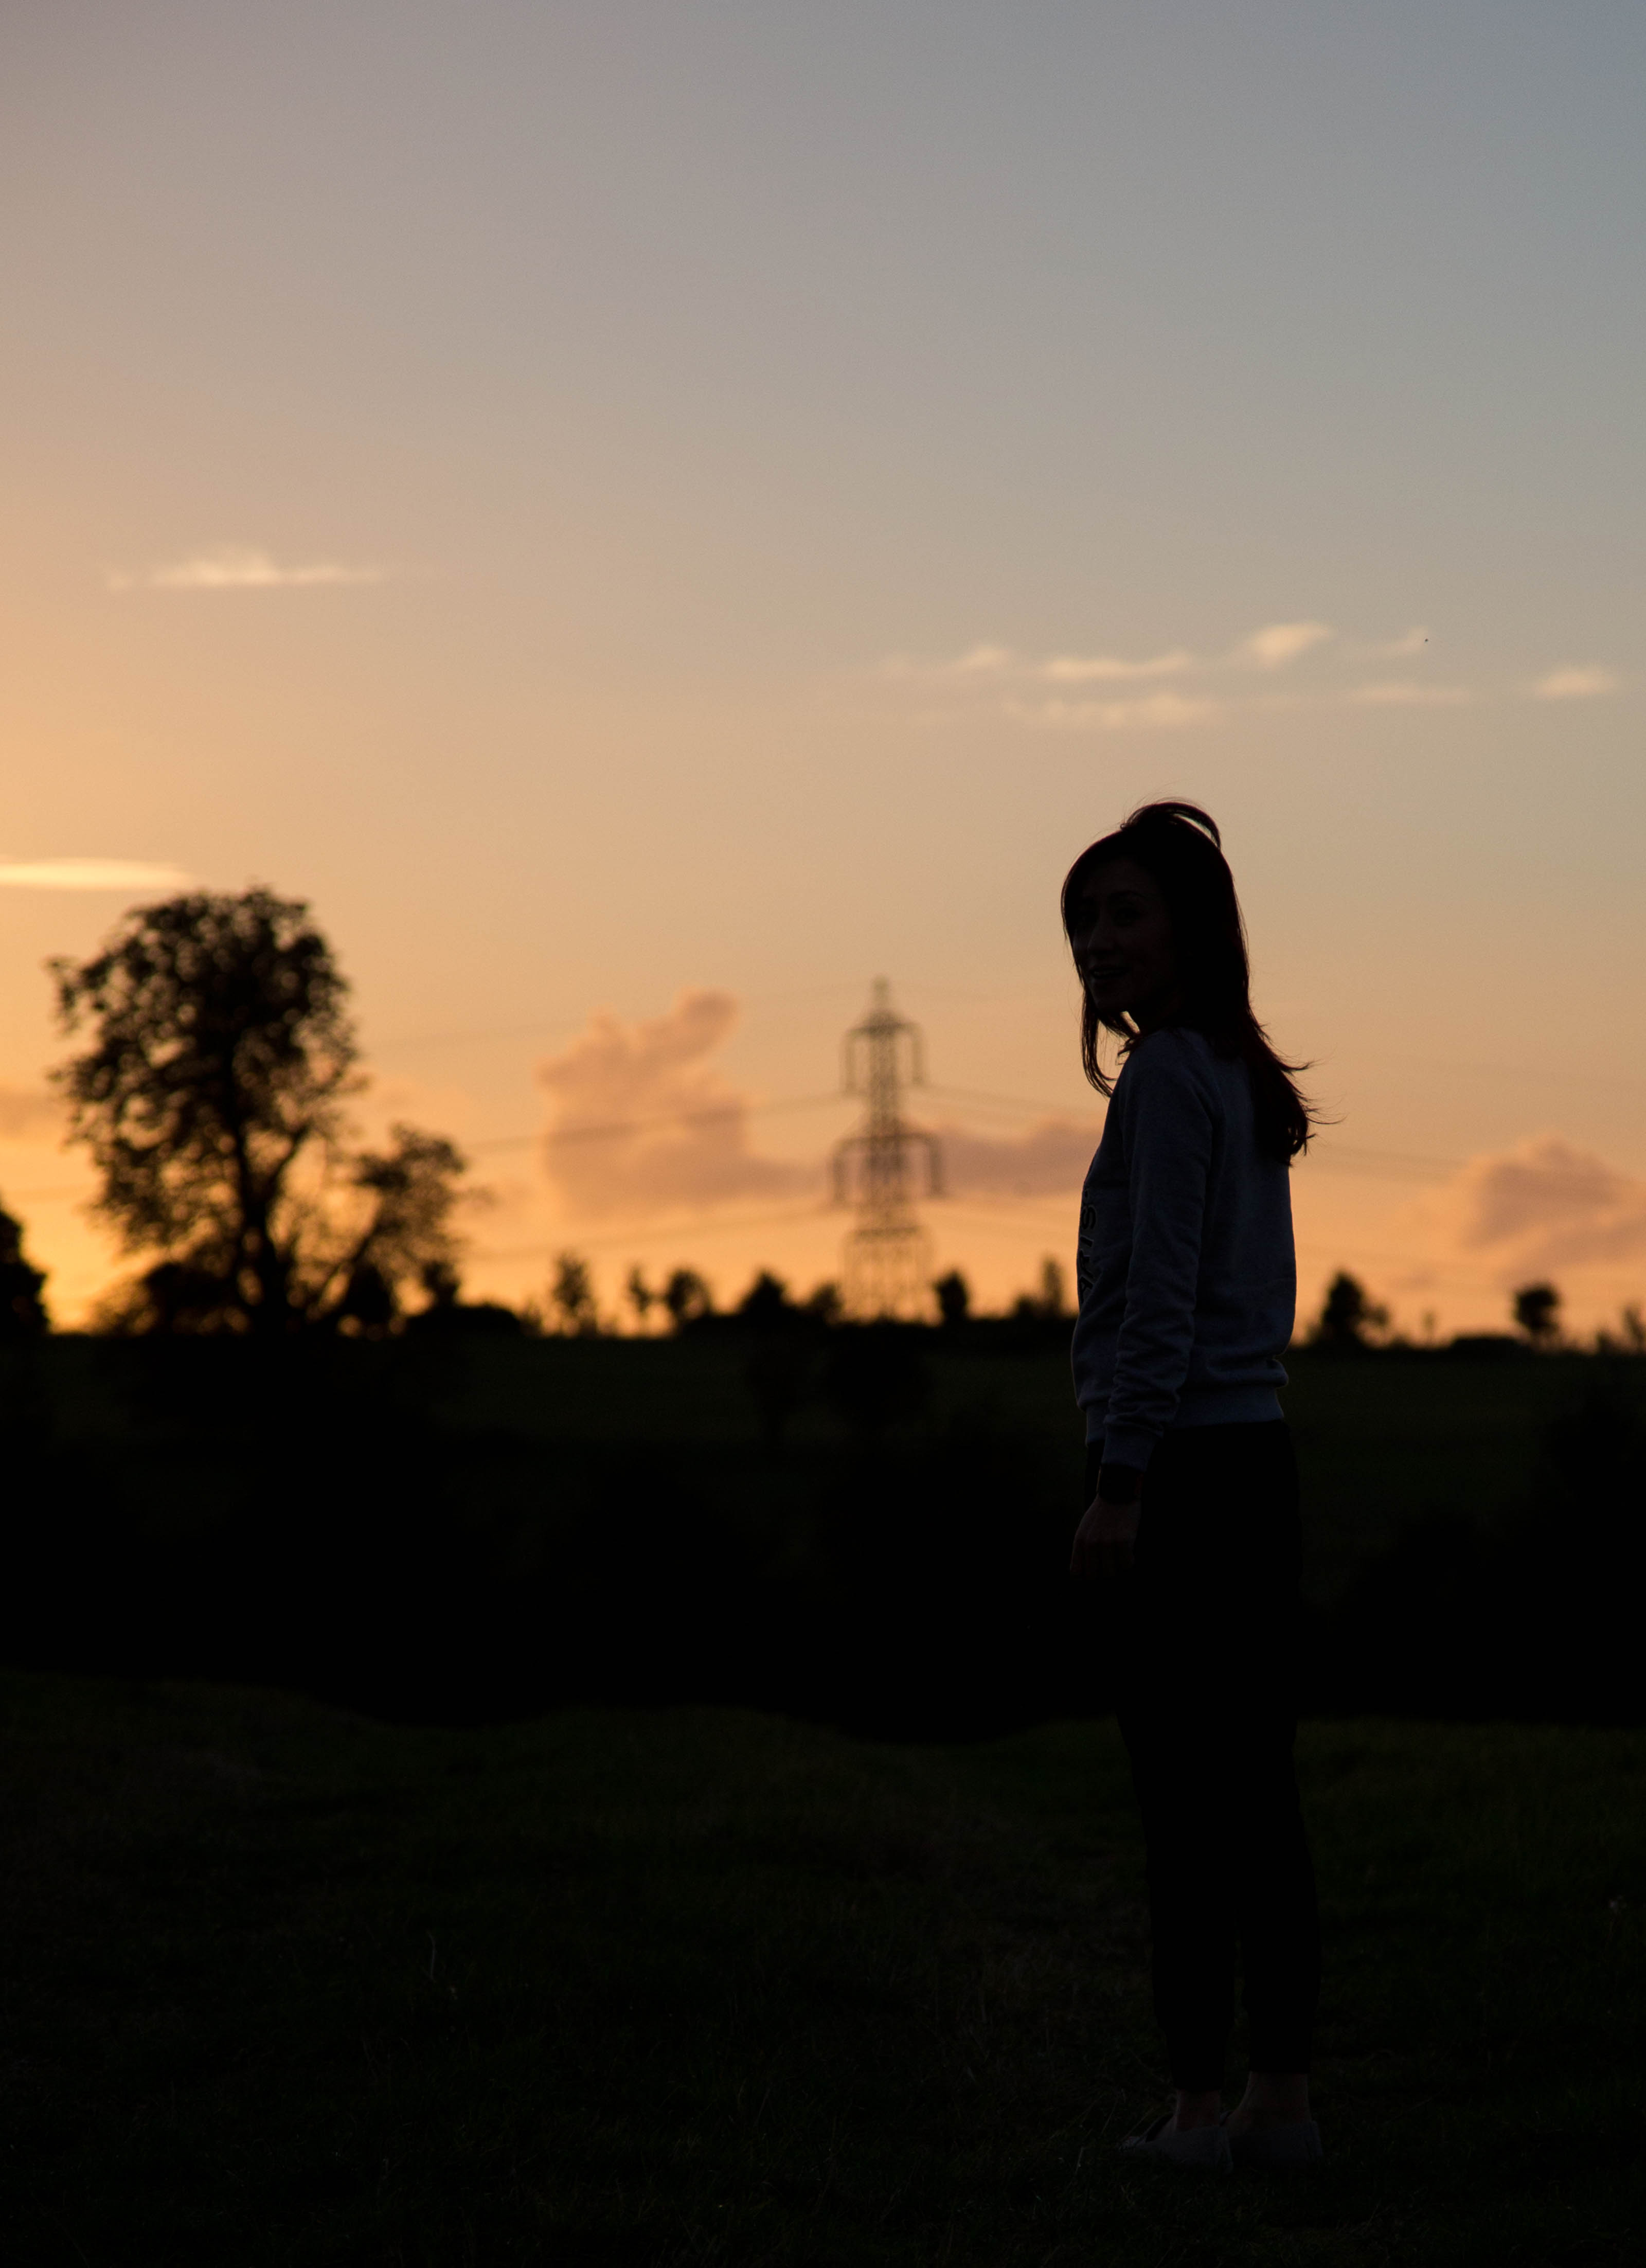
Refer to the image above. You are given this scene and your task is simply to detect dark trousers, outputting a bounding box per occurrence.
[1087,1421,1320,2092]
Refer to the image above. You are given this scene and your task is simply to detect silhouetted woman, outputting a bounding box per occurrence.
[1065,801,1322,2171]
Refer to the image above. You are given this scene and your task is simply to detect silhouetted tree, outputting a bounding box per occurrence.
[0,1203,48,1336]
[1513,1281,1562,1347]
[550,1251,599,1335]
[421,1259,462,1314]
[1012,1256,1069,1322]
[403,1257,523,1338]
[96,1259,224,1336]
[661,1267,712,1331]
[1309,1270,1389,1352]
[803,1281,844,1326]
[933,1269,971,1329]
[624,1265,655,1333]
[737,1270,797,1328]
[53,890,466,1335]
[333,1260,397,1337]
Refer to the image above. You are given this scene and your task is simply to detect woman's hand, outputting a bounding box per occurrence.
[1069,1491,1141,1579]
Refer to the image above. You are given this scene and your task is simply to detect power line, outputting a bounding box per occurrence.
[1349,1050,1646,1100]
[468,1091,846,1154]
[937,1202,1074,1243]
[1304,1142,1462,1182]
[929,1081,1096,1119]
[461,1089,1473,1186]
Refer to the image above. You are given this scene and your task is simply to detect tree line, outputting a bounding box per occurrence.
[0,886,1640,1349]
[0,887,1087,1340]
[1306,1269,1646,1355]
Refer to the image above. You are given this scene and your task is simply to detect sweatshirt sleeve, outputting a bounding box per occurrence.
[1102,1034,1215,1471]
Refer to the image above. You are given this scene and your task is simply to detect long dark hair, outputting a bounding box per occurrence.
[1061,799,1315,1161]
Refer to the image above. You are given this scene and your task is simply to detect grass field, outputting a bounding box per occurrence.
[2,1672,1641,2265]
[8,1335,1641,1728]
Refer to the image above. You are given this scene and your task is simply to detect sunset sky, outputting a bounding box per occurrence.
[4,1,1644,1332]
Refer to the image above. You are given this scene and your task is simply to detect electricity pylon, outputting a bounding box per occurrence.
[832,979,943,1319]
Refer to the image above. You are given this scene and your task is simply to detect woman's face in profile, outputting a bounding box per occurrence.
[1070,857,1177,1027]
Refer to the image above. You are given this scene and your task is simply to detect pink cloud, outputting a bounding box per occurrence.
[537,990,814,1218]
[1419,1134,1646,1274]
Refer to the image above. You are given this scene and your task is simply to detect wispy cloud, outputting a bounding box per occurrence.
[1041,648,1194,684]
[1239,620,1334,670]
[885,641,1193,685]
[1529,665,1620,701]
[874,616,1563,733]
[0,858,193,891]
[890,622,1341,688]
[1007,691,1218,733]
[880,641,1015,680]
[107,545,385,593]
[1348,681,1473,708]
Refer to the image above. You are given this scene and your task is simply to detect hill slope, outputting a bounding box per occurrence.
[1,1674,1641,2264]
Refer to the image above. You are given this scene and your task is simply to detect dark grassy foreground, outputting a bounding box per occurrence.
[1,1675,1641,2265]
[7,1336,1644,1729]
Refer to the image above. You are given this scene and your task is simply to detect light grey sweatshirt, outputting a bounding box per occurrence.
[1072,1025,1296,1468]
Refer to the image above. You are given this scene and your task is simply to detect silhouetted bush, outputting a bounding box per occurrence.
[405,1299,525,1338]
[1442,1334,1530,1361]
[933,1269,971,1329]
[1308,1270,1389,1352]
[0,1204,49,1337]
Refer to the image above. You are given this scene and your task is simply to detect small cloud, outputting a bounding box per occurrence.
[1008,691,1219,732]
[108,545,385,593]
[1240,620,1334,670]
[1348,681,1473,708]
[1041,648,1194,684]
[1379,626,1430,657]
[0,858,194,891]
[951,641,1014,674]
[1529,665,1620,701]
[878,641,1015,681]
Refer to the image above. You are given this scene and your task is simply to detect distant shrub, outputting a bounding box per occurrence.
[1513,1281,1562,1346]
[1309,1270,1389,1352]
[0,1204,48,1337]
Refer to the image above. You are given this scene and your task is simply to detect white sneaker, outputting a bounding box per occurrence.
[1120,2114,1233,2171]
